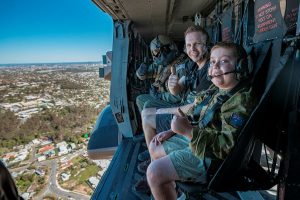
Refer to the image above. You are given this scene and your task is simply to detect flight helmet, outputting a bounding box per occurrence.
[150,35,178,65]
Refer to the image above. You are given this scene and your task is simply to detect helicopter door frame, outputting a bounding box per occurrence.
[110,20,134,138]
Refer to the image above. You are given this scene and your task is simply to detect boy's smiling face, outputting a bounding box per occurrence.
[209,47,239,90]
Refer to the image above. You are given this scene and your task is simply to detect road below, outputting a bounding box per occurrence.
[35,159,90,200]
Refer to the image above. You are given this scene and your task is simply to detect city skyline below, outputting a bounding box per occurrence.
[0,0,113,64]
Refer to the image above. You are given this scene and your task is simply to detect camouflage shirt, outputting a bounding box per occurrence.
[145,54,190,93]
[142,62,159,80]
[189,84,257,160]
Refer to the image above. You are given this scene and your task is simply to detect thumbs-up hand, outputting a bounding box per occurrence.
[170,108,193,138]
[170,65,176,75]
[168,66,179,92]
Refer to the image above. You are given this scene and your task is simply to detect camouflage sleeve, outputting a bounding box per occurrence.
[190,87,257,160]
[145,63,158,78]
[186,93,206,116]
[186,85,216,116]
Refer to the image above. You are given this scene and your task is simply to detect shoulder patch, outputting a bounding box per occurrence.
[229,113,247,129]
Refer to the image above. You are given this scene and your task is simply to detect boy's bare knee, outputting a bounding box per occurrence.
[141,114,148,126]
[147,160,169,187]
[142,108,156,119]
[142,112,155,129]
[147,162,160,186]
[148,141,157,159]
[141,109,147,120]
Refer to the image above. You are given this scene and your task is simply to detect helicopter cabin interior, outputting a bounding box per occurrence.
[88,0,300,199]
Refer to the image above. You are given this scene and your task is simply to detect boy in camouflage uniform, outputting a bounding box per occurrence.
[146,42,257,199]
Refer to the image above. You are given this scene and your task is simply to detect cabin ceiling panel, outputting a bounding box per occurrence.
[122,0,169,41]
[93,0,217,42]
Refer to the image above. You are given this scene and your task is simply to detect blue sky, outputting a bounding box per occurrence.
[0,0,113,64]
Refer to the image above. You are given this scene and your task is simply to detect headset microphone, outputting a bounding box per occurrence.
[207,70,236,81]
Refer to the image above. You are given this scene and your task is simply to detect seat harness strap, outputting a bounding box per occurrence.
[191,81,248,129]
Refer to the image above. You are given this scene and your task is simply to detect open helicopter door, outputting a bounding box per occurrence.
[88,21,134,160]
[88,51,117,160]
[109,20,135,138]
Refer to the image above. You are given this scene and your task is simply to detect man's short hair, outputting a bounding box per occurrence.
[184,26,209,44]
[211,42,247,61]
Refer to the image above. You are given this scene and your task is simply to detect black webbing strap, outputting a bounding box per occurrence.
[251,41,272,83]
[198,95,227,129]
[263,39,297,156]
[189,90,217,126]
[264,38,295,95]
[235,0,251,44]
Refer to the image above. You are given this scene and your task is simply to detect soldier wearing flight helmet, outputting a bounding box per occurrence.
[136,35,188,112]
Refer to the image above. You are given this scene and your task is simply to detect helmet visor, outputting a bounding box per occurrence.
[151,48,161,58]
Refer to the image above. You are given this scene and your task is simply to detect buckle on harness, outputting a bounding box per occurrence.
[188,115,200,126]
[216,95,226,104]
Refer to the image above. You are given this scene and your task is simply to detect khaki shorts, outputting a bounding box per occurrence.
[162,135,210,183]
[156,113,173,133]
[136,93,180,113]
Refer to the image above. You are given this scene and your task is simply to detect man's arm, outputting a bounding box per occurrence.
[156,102,194,115]
[136,63,156,80]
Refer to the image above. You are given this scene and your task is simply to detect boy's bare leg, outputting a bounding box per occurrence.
[142,108,157,148]
[147,156,179,200]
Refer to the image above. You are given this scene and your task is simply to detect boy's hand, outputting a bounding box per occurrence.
[171,108,193,138]
[136,63,148,80]
[152,130,174,146]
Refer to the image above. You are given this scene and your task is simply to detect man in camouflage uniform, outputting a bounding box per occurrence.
[135,35,189,112]
[146,42,257,199]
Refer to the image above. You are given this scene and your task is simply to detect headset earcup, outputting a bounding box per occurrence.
[201,45,208,60]
[236,59,242,80]
[247,56,253,76]
[236,58,248,80]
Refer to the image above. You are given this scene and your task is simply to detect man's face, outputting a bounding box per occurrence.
[208,47,239,90]
[185,32,207,64]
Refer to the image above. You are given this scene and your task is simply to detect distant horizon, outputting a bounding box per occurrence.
[0,60,103,67]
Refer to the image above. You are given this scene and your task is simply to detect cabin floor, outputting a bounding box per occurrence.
[91,136,277,200]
